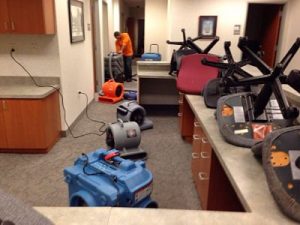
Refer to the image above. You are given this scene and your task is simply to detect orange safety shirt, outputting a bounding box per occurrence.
[115,33,133,57]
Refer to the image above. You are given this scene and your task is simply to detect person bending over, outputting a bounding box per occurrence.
[114,31,133,82]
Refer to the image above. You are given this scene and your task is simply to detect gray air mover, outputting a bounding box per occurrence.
[106,120,147,160]
[117,101,153,131]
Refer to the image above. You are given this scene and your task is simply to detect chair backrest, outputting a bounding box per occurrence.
[177,53,220,94]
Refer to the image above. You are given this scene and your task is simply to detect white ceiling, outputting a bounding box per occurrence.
[123,0,145,8]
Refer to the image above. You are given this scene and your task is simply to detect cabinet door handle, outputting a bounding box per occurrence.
[200,151,210,159]
[192,152,200,159]
[178,100,183,104]
[4,22,8,30]
[2,101,7,111]
[198,172,209,180]
[11,21,15,30]
[177,112,182,117]
[201,137,208,144]
[193,134,200,140]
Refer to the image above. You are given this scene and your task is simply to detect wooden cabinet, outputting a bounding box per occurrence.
[179,95,194,143]
[191,119,212,210]
[178,93,183,128]
[181,94,245,211]
[0,91,61,153]
[0,0,9,33]
[0,103,8,147]
[0,0,55,34]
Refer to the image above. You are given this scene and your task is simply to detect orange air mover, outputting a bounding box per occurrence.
[99,79,124,103]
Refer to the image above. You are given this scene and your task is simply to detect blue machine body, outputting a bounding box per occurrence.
[64,149,156,208]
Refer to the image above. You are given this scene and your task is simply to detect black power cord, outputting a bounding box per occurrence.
[10,49,107,138]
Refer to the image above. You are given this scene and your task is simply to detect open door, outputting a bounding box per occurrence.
[91,0,101,92]
[245,4,283,67]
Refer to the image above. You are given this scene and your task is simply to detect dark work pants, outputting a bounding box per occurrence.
[123,56,132,80]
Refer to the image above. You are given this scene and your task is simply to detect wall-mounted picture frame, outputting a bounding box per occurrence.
[198,16,218,39]
[68,0,85,43]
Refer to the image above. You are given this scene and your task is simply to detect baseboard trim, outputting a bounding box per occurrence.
[60,98,96,137]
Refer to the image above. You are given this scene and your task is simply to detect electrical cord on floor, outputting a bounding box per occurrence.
[10,49,107,138]
[78,91,107,135]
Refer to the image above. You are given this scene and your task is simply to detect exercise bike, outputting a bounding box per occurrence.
[213,38,300,148]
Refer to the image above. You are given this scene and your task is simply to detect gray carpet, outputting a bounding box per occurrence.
[0,91,200,209]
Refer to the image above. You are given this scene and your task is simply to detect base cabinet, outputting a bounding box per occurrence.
[181,95,245,211]
[0,91,61,153]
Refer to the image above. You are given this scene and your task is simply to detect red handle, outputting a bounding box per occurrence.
[104,151,120,161]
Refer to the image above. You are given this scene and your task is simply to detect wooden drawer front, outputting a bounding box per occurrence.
[196,169,210,209]
[192,120,213,209]
[180,95,194,142]
[199,136,212,174]
[192,120,204,155]
[178,96,183,129]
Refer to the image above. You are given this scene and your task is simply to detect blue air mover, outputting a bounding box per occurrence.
[64,149,157,208]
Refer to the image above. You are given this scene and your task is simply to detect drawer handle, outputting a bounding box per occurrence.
[198,172,209,181]
[192,152,200,159]
[201,137,208,144]
[200,151,210,159]
[193,134,200,140]
[4,21,8,30]
[194,121,200,127]
[177,112,182,117]
[2,101,7,110]
[11,21,15,30]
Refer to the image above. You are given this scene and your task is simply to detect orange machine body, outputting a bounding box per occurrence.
[99,79,124,103]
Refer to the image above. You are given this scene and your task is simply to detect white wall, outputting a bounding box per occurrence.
[145,0,168,60]
[167,0,288,61]
[168,0,247,60]
[0,35,60,77]
[55,0,95,130]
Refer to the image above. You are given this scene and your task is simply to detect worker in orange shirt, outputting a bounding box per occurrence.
[114,31,134,82]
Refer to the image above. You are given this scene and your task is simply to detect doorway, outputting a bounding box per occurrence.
[121,0,145,57]
[245,4,284,67]
[91,0,110,92]
[91,0,102,92]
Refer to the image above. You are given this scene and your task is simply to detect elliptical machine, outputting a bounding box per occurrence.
[212,38,300,148]
[166,28,219,76]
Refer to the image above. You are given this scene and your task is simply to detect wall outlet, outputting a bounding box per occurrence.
[8,42,16,50]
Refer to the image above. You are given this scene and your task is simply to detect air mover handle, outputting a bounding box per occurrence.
[104,151,120,161]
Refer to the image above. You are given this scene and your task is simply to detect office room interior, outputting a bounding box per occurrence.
[1,0,300,224]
